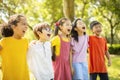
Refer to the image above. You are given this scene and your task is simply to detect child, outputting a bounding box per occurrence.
[89,21,111,80]
[71,18,89,80]
[0,14,30,80]
[51,17,72,80]
[27,22,54,80]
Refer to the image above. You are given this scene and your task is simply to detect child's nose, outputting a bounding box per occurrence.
[25,26,28,30]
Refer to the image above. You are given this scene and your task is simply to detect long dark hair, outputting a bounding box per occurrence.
[52,17,69,61]
[71,18,86,42]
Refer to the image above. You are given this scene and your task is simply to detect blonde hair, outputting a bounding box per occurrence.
[33,22,50,39]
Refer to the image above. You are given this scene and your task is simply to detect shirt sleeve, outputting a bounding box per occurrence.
[51,36,61,47]
[27,43,36,71]
[87,35,89,48]
[51,36,57,47]
[50,36,60,56]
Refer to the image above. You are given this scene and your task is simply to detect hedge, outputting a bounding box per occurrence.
[108,44,120,55]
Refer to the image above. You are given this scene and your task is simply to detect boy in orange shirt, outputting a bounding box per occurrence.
[88,21,111,80]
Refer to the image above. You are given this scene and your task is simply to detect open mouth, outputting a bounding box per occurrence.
[22,30,26,33]
[97,31,101,33]
[47,34,51,37]
[82,27,85,29]
[67,29,71,32]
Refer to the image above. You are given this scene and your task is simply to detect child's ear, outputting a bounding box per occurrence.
[11,25,16,29]
[37,31,42,35]
[59,25,62,30]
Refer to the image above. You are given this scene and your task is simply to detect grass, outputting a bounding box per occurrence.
[107,55,120,80]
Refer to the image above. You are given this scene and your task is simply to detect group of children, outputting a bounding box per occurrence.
[0,14,111,80]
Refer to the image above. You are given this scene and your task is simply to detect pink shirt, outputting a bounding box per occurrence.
[71,35,89,63]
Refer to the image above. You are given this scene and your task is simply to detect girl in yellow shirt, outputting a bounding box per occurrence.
[51,18,72,80]
[0,14,29,80]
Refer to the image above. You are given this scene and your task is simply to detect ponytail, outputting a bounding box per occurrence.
[52,22,59,61]
[52,46,56,61]
[54,22,59,36]
[0,23,13,37]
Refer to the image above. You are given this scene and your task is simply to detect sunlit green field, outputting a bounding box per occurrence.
[107,55,120,80]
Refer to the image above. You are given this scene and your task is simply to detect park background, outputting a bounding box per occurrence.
[0,0,120,80]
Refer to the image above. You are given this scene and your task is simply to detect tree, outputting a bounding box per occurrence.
[91,0,120,46]
[63,0,74,21]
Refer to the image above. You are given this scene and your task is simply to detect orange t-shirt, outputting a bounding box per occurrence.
[88,36,108,73]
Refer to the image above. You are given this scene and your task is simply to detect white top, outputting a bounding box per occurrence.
[27,41,54,80]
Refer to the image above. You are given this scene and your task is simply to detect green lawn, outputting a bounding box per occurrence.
[107,55,120,80]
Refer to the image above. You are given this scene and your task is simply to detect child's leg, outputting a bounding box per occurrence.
[99,73,109,80]
[72,63,83,80]
[82,62,89,80]
[90,73,97,80]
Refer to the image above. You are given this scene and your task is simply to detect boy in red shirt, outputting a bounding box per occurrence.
[88,21,111,80]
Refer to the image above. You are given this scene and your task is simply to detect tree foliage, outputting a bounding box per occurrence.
[0,0,120,44]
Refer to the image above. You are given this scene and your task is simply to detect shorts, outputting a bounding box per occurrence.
[72,62,89,80]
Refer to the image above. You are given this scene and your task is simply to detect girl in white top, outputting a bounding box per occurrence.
[27,23,54,80]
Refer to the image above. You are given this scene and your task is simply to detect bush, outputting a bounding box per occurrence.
[108,44,120,55]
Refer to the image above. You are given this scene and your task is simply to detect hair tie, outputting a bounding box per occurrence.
[55,22,59,27]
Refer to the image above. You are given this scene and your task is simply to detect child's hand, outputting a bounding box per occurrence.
[71,67,74,76]
[31,40,37,44]
[108,59,112,66]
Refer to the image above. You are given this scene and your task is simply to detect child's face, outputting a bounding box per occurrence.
[92,24,102,36]
[60,20,72,35]
[12,17,28,38]
[75,20,86,33]
[38,27,51,41]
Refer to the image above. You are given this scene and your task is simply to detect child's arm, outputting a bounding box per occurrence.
[70,47,74,76]
[105,50,111,66]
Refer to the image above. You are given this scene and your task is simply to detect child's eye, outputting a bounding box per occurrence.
[43,28,51,32]
[22,23,28,26]
[65,24,71,26]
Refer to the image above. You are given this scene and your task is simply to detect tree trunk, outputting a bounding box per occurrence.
[0,0,2,2]
[110,25,114,47]
[63,0,74,21]
[81,0,87,18]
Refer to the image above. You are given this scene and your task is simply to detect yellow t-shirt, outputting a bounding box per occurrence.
[0,37,29,80]
[51,35,69,56]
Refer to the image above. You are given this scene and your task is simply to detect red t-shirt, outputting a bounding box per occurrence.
[88,36,108,73]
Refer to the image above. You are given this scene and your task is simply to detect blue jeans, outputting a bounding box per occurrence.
[72,62,89,80]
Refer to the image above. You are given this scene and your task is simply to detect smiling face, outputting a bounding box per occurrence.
[75,20,86,33]
[12,17,28,39]
[92,24,102,36]
[34,23,51,42]
[40,27,51,41]
[60,20,72,35]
